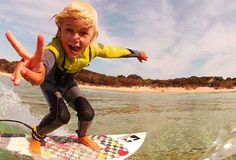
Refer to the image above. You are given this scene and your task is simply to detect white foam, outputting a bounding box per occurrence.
[0,82,68,135]
[0,82,38,125]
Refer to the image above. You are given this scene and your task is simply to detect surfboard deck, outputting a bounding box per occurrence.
[0,132,146,160]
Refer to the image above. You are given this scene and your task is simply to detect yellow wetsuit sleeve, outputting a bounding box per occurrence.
[89,43,140,59]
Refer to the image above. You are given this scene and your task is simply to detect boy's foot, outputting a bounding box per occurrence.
[78,136,100,152]
[29,138,41,155]
[29,126,45,155]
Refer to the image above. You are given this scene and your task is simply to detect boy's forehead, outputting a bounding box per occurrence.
[62,18,93,30]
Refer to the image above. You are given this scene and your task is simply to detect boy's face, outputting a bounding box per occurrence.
[59,18,95,59]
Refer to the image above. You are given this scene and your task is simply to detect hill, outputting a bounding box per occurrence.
[1,59,236,89]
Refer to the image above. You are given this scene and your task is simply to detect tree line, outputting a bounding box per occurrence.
[1,59,236,89]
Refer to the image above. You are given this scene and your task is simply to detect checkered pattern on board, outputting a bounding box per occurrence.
[92,135,129,160]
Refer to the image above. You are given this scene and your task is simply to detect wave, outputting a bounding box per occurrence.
[0,82,68,135]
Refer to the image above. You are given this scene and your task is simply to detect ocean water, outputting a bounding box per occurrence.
[1,75,236,160]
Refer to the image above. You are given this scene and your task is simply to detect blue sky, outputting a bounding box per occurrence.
[1,0,236,80]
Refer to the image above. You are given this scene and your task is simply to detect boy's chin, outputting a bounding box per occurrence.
[67,52,81,59]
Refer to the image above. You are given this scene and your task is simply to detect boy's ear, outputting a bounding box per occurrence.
[91,31,98,43]
[56,28,61,37]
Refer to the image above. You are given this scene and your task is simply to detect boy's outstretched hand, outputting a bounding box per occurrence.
[138,51,148,62]
[5,32,46,86]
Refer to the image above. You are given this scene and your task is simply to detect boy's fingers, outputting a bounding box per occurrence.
[11,68,16,81]
[5,32,31,60]
[34,34,44,62]
[12,62,25,86]
[30,34,44,69]
[138,57,143,63]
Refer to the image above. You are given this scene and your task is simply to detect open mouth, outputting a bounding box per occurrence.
[69,44,80,53]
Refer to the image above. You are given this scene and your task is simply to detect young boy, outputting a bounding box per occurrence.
[6,1,148,154]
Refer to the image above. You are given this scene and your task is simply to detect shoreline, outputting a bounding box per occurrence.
[1,71,236,93]
[79,84,236,93]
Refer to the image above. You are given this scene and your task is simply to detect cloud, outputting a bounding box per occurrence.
[1,0,236,79]
[200,24,236,77]
[0,0,66,58]
[115,0,236,79]
[0,0,70,39]
[201,24,236,55]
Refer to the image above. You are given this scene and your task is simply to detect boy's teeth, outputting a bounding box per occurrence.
[69,45,80,52]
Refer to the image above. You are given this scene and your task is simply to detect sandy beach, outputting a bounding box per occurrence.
[1,71,236,93]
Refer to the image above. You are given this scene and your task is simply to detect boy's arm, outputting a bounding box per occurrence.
[90,43,148,62]
[42,50,56,75]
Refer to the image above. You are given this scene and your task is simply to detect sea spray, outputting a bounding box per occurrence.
[0,82,38,125]
[199,125,236,160]
[0,82,68,135]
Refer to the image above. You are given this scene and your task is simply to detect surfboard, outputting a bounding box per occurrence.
[0,132,146,160]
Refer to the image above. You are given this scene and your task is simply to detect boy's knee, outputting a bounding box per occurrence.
[74,97,95,121]
[57,111,70,124]
[80,110,94,121]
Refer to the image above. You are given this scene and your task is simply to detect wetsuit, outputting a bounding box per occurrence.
[34,37,141,139]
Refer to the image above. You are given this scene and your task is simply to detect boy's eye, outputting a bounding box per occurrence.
[79,31,88,37]
[65,28,74,33]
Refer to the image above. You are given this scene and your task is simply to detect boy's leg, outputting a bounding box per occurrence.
[30,87,70,154]
[74,97,100,151]
[65,85,100,151]
[37,88,70,135]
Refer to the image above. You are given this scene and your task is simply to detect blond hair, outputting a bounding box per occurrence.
[54,0,98,41]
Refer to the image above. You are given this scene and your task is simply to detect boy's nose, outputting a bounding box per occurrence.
[73,33,81,39]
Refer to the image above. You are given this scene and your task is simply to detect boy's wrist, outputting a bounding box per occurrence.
[127,49,141,57]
